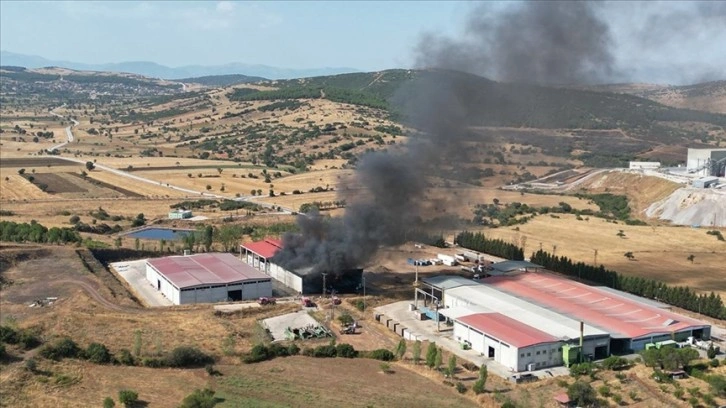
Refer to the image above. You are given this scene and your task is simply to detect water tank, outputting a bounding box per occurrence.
[183,249,191,256]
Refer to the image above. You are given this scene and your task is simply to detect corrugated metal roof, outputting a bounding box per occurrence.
[491,260,543,273]
[147,253,270,289]
[458,313,559,348]
[485,272,709,340]
[241,239,283,259]
[446,285,608,340]
[439,305,490,320]
[422,275,480,290]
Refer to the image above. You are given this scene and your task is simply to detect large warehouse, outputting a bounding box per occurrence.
[241,239,363,295]
[145,253,272,305]
[428,272,711,372]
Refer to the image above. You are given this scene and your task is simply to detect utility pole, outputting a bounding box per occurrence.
[593,249,598,265]
[321,273,327,299]
[362,274,366,313]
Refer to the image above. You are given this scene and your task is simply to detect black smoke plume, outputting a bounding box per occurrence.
[271,2,621,281]
[416,1,615,85]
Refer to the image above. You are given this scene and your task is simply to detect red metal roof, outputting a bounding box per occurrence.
[147,253,269,289]
[484,272,708,340]
[458,313,559,348]
[241,239,282,259]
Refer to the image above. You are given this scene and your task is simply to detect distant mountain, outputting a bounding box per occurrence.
[176,74,267,87]
[583,81,726,114]
[0,50,360,80]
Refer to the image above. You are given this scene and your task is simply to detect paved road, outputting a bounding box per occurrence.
[48,108,78,152]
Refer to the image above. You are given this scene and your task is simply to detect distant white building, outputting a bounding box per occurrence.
[692,176,719,189]
[629,161,660,170]
[168,209,192,219]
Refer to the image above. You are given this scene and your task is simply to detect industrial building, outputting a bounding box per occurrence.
[692,176,720,189]
[687,148,726,177]
[241,239,362,294]
[629,161,661,170]
[145,253,271,305]
[422,272,710,372]
[168,209,192,219]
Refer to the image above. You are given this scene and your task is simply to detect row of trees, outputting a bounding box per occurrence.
[0,220,81,244]
[454,231,525,261]
[530,249,726,319]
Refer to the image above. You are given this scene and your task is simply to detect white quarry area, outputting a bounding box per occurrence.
[646,187,726,227]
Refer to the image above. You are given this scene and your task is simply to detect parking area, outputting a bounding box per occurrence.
[375,300,570,380]
[262,310,321,342]
[110,260,173,307]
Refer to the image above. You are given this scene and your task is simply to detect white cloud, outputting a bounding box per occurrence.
[216,1,235,13]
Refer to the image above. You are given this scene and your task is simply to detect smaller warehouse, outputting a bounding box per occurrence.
[146,253,271,305]
[168,209,192,219]
[692,176,719,189]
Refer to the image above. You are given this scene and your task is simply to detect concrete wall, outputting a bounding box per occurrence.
[244,253,303,293]
[453,321,519,371]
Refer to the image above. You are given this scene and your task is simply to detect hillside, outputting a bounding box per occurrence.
[585,81,726,114]
[176,74,268,87]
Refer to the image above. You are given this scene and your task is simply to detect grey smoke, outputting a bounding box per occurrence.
[416,1,616,85]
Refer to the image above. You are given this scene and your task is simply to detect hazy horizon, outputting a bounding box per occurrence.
[1,1,725,85]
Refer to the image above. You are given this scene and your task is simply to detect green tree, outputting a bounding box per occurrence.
[425,342,437,368]
[434,347,443,370]
[412,340,421,365]
[202,225,214,251]
[69,215,80,224]
[617,230,626,238]
[567,380,598,407]
[85,342,111,364]
[473,364,488,394]
[18,168,25,175]
[85,161,95,171]
[118,390,138,407]
[133,329,142,357]
[687,254,695,264]
[395,339,407,360]
[624,251,635,261]
[447,355,457,378]
[103,397,116,408]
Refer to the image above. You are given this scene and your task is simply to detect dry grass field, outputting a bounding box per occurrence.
[481,213,726,298]
[574,172,682,216]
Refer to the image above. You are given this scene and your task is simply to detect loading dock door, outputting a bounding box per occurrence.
[228,290,242,301]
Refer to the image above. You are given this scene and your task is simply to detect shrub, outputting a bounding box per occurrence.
[612,393,623,405]
[312,345,337,358]
[166,346,214,368]
[39,338,80,360]
[24,358,37,372]
[379,362,392,374]
[141,357,165,368]
[473,379,485,394]
[570,362,595,377]
[710,358,720,368]
[598,385,611,397]
[0,343,5,358]
[117,349,135,366]
[336,343,358,358]
[354,299,365,311]
[85,342,111,364]
[118,389,138,407]
[17,330,41,350]
[674,388,685,399]
[244,344,270,363]
[180,388,219,408]
[287,343,300,356]
[338,312,354,326]
[601,355,629,370]
[368,349,394,361]
[0,325,17,343]
[707,344,717,359]
[455,382,467,394]
[268,343,290,357]
[103,397,115,408]
[204,364,220,376]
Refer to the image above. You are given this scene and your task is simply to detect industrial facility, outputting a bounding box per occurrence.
[241,239,362,294]
[418,271,711,372]
[145,252,272,305]
[687,148,726,177]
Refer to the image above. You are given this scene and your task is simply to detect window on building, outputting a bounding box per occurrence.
[527,352,531,357]
[520,353,525,358]
[543,350,547,354]
[536,351,540,355]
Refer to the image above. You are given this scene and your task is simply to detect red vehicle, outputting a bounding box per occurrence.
[301,297,314,307]
[331,296,342,305]
[258,297,276,306]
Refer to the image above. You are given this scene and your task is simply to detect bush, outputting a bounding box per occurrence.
[69,215,80,224]
[455,382,467,394]
[141,357,165,368]
[0,343,5,358]
[166,346,214,368]
[0,325,17,343]
[710,358,720,368]
[85,342,111,364]
[569,362,595,377]
[103,397,116,408]
[287,343,300,356]
[354,299,365,312]
[598,385,611,397]
[17,330,41,350]
[380,362,392,374]
[601,355,629,370]
[24,357,37,372]
[336,343,358,358]
[118,389,138,407]
[473,379,485,394]
[368,349,394,361]
[707,344,717,359]
[39,338,80,360]
[117,349,135,366]
[243,344,270,364]
[612,393,623,405]
[180,388,219,408]
[338,312,354,326]
[312,345,337,358]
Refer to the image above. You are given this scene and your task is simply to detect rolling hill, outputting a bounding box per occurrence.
[176,74,268,87]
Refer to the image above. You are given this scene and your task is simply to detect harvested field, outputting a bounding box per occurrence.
[0,175,53,200]
[25,173,87,193]
[83,170,191,199]
[65,172,144,198]
[0,157,79,168]
[481,213,726,298]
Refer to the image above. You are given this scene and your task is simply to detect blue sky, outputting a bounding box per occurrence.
[1,1,724,83]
